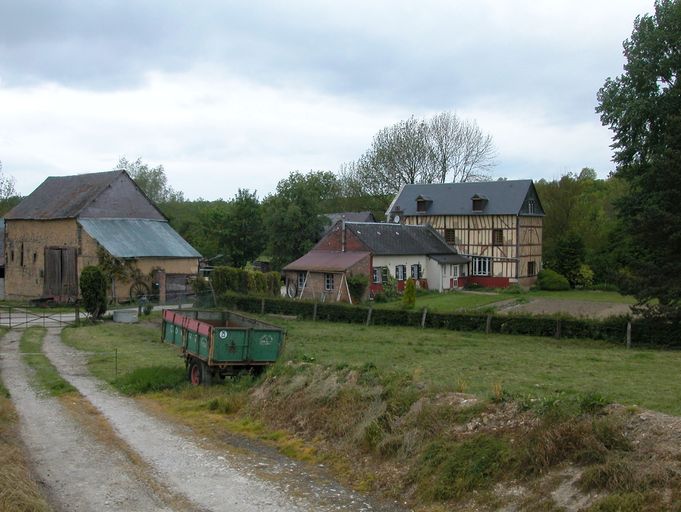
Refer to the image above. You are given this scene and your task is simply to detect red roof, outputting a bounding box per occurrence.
[283,250,370,272]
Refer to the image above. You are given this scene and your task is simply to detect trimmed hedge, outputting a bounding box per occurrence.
[211,266,280,296]
[216,293,680,347]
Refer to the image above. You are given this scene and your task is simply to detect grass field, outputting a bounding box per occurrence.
[522,289,637,304]
[64,317,681,415]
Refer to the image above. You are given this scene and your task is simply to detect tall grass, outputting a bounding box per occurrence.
[20,328,75,396]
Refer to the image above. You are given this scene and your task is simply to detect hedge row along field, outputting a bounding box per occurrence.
[217,293,680,347]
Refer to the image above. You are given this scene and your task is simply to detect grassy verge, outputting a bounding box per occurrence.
[20,328,75,396]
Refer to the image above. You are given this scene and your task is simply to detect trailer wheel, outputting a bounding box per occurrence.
[188,360,202,386]
[201,362,212,386]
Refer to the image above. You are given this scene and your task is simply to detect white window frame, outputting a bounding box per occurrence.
[410,263,422,279]
[528,199,536,214]
[472,257,491,276]
[297,272,306,289]
[324,273,335,290]
[372,267,381,284]
[395,265,406,281]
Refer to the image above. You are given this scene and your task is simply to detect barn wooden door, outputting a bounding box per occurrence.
[44,247,78,299]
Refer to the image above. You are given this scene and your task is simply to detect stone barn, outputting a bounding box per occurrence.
[4,170,200,303]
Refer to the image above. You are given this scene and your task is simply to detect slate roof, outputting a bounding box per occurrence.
[325,211,376,225]
[345,222,459,256]
[78,218,201,258]
[387,180,544,216]
[6,171,125,220]
[283,250,371,272]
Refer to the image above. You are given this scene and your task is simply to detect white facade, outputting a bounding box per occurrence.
[372,254,466,292]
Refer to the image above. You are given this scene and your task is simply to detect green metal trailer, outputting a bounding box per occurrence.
[161,309,285,385]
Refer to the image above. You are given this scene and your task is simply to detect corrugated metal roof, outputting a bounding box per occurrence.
[387,180,544,216]
[283,251,370,272]
[6,171,124,220]
[345,222,458,256]
[79,218,201,258]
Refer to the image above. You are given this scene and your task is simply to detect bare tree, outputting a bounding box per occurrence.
[0,160,16,199]
[427,112,496,183]
[341,111,496,194]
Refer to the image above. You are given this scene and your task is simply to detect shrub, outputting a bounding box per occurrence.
[347,274,369,303]
[79,265,107,318]
[537,269,570,291]
[403,278,416,309]
[211,266,280,296]
[574,264,595,288]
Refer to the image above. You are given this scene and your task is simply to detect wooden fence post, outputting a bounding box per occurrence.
[313,302,318,322]
[261,298,265,315]
[366,306,373,326]
[421,308,428,328]
[485,315,492,334]
[626,322,632,349]
[555,319,562,339]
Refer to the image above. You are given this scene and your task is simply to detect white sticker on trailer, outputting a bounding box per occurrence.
[219,331,228,339]
[259,334,273,346]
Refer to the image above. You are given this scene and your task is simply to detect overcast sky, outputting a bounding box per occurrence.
[0,0,652,200]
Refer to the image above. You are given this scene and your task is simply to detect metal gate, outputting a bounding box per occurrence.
[0,305,79,329]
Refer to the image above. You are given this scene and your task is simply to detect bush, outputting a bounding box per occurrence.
[402,278,416,309]
[537,269,570,291]
[79,266,107,318]
[347,274,369,303]
[574,264,595,288]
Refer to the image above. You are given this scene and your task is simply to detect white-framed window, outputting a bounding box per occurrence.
[395,265,407,281]
[528,199,536,214]
[472,257,491,276]
[297,272,306,289]
[410,263,422,279]
[324,273,334,290]
[372,267,381,284]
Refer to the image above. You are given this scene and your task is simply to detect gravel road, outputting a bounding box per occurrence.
[0,330,173,512]
[31,327,401,512]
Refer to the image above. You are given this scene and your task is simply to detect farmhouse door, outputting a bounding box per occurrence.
[44,247,78,299]
[442,264,452,290]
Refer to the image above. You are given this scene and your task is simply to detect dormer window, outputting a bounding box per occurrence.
[528,199,536,214]
[471,194,487,212]
[415,195,432,213]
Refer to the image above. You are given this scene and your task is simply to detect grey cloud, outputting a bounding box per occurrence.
[0,1,629,121]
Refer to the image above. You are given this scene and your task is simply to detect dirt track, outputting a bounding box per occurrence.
[496,298,632,318]
[1,328,402,512]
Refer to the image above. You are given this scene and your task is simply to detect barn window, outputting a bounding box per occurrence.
[416,200,427,212]
[20,243,24,267]
[492,229,504,246]
[472,257,491,276]
[10,250,14,262]
[324,273,335,290]
[395,265,406,281]
[33,252,37,264]
[297,272,306,289]
[528,261,537,276]
[528,199,536,214]
[445,229,457,245]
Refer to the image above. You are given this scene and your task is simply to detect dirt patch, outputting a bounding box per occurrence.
[498,298,632,319]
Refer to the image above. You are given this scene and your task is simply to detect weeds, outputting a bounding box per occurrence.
[112,366,186,395]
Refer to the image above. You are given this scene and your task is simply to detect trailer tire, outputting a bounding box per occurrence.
[201,362,212,386]
[188,359,202,386]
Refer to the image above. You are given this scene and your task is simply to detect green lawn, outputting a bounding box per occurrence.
[278,318,681,415]
[62,316,681,415]
[374,291,507,312]
[62,322,184,382]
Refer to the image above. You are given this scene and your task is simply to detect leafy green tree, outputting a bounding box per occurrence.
[552,232,586,287]
[116,157,184,204]
[263,171,340,269]
[597,0,681,309]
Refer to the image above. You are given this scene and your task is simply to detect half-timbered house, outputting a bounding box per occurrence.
[386,180,544,287]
